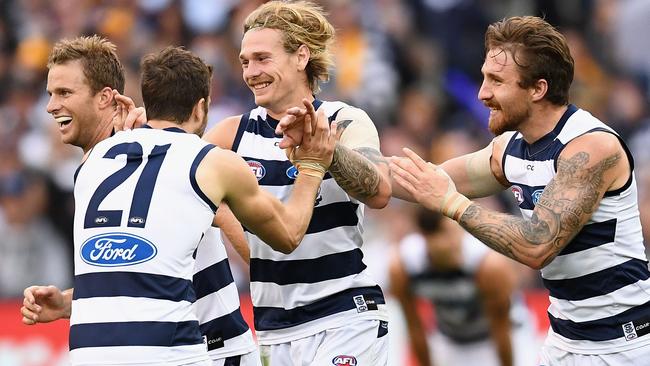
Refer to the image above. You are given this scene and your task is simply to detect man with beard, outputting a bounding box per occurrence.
[390,16,650,365]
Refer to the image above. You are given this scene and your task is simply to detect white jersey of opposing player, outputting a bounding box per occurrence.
[193,227,258,361]
[233,100,388,345]
[71,126,216,365]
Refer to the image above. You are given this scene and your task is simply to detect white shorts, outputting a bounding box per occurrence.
[539,342,650,366]
[211,349,261,366]
[259,319,388,366]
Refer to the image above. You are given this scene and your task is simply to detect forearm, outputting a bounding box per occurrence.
[216,206,251,264]
[458,203,562,269]
[269,173,323,252]
[329,144,391,208]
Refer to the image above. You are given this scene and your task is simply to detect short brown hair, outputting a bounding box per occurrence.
[140,46,212,123]
[244,0,335,94]
[48,35,125,94]
[485,16,574,105]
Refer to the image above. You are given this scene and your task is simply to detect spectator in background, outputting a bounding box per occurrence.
[390,207,538,366]
[0,168,71,298]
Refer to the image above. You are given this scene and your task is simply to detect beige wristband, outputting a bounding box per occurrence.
[294,160,327,179]
[440,192,472,221]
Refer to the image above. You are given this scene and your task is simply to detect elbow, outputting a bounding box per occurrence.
[526,252,557,270]
[365,194,390,209]
[273,234,302,254]
[363,182,392,209]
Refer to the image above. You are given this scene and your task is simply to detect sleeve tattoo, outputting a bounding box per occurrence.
[329,120,389,200]
[458,151,620,266]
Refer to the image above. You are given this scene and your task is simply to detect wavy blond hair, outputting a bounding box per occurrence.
[244,1,335,94]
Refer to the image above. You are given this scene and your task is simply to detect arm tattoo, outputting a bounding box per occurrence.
[336,119,353,132]
[458,151,620,267]
[330,145,386,200]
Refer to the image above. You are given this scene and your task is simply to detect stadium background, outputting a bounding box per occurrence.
[0,0,649,365]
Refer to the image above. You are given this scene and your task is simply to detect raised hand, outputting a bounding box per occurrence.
[286,105,337,178]
[390,148,472,220]
[275,98,318,149]
[21,285,71,325]
[111,89,147,132]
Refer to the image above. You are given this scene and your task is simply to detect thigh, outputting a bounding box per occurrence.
[311,319,389,366]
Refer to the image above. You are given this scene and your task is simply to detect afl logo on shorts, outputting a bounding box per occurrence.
[332,355,357,366]
[510,185,525,205]
[247,160,266,180]
[286,165,299,179]
[80,233,157,267]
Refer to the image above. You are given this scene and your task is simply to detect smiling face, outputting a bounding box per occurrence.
[240,28,307,114]
[46,60,104,151]
[478,48,533,136]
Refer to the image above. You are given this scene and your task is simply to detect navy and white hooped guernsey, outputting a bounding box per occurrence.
[71,127,216,365]
[193,227,257,360]
[502,104,650,353]
[232,100,388,344]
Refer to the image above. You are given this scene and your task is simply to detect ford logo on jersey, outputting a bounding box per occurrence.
[286,165,299,179]
[80,233,157,267]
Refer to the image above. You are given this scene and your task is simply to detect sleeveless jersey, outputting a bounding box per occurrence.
[399,233,530,343]
[193,227,257,360]
[71,126,216,365]
[232,100,387,344]
[502,105,650,353]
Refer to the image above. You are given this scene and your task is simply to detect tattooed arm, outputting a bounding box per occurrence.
[391,132,629,269]
[329,107,392,208]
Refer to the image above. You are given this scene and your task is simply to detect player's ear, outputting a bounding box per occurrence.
[530,78,548,102]
[98,87,114,109]
[296,44,310,72]
[193,98,207,121]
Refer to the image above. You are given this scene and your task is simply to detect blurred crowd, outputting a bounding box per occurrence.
[1,0,649,298]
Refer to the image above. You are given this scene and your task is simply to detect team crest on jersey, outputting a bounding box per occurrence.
[510,185,524,205]
[332,355,357,366]
[80,233,157,267]
[532,189,544,205]
[286,165,299,179]
[247,160,266,180]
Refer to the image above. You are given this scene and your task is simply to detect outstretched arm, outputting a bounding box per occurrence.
[199,108,336,253]
[391,132,627,269]
[21,286,72,325]
[391,134,509,201]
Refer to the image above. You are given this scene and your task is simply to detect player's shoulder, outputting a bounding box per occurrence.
[203,115,243,149]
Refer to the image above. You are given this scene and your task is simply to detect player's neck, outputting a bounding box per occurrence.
[82,118,113,153]
[147,119,187,132]
[519,104,568,144]
[265,89,315,120]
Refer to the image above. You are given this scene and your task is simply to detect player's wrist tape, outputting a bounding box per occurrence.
[294,160,327,179]
[440,192,472,221]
